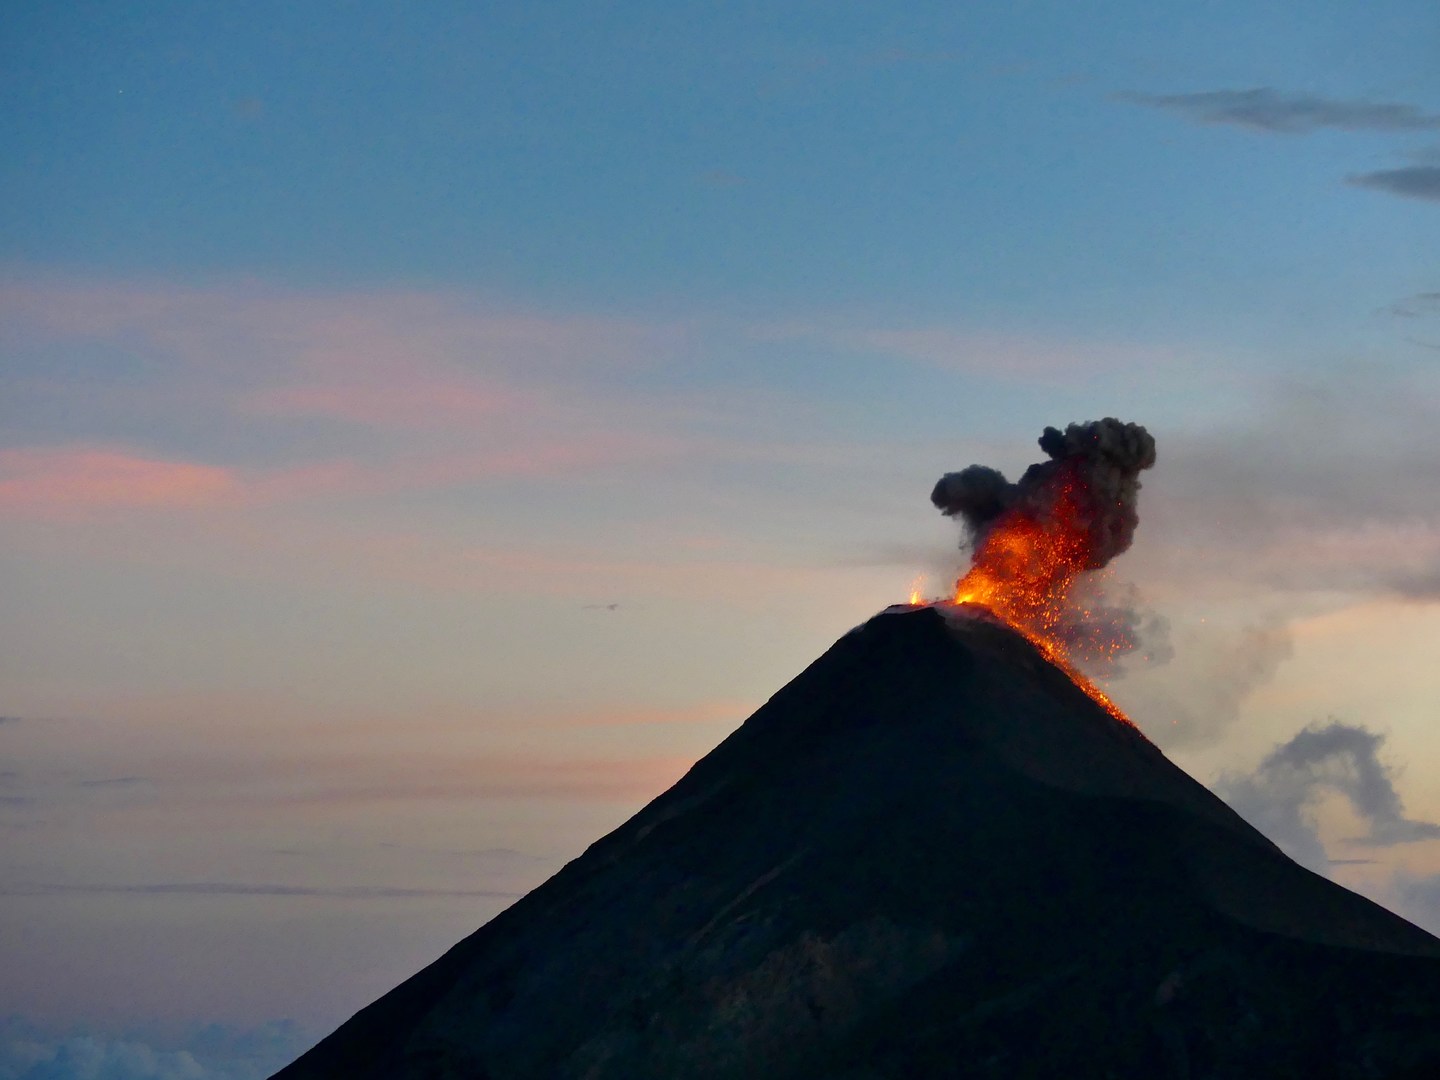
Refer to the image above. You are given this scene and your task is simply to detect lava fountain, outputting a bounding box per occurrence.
[930,419,1157,724]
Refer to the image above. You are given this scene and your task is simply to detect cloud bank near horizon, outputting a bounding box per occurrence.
[0,1015,314,1080]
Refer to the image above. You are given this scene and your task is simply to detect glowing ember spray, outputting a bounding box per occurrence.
[931,419,1157,723]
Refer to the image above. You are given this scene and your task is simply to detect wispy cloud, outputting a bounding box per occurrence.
[0,279,683,458]
[1384,291,1440,318]
[251,753,699,805]
[15,748,701,810]
[0,430,680,520]
[1389,566,1440,600]
[0,278,677,380]
[1131,618,1294,750]
[1118,88,1440,134]
[372,842,551,863]
[75,775,152,788]
[539,700,751,729]
[0,275,693,492]
[1,881,522,898]
[1348,165,1440,203]
[1118,89,1440,204]
[1139,372,1440,599]
[0,445,239,515]
[249,375,520,429]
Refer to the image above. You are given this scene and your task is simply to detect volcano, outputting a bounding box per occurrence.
[275,606,1440,1078]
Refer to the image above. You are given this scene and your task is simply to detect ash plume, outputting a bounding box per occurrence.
[930,419,1161,674]
[1057,579,1173,675]
[931,418,1157,569]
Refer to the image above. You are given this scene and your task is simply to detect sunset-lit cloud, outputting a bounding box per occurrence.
[7,6,1440,1067]
[249,377,519,429]
[0,445,240,515]
[0,278,731,524]
[0,278,678,378]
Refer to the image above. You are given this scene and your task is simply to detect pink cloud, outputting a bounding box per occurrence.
[0,436,673,521]
[0,277,679,393]
[0,413,713,589]
[0,276,703,493]
[251,378,518,428]
[0,446,240,515]
[242,430,680,504]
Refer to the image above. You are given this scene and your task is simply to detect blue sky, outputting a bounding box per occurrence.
[3,2,1440,1076]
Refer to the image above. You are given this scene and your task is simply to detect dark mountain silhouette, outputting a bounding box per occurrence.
[275,606,1440,1078]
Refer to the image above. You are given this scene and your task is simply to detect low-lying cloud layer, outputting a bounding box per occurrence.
[0,1015,313,1080]
[0,881,522,900]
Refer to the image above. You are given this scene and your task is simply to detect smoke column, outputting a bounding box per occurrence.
[931,418,1156,569]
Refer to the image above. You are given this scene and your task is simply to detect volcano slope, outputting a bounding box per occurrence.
[275,606,1440,1079]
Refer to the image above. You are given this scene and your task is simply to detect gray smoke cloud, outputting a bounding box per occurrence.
[930,418,1157,570]
[930,419,1162,671]
[1218,721,1440,874]
[1125,618,1295,750]
[1058,578,1174,675]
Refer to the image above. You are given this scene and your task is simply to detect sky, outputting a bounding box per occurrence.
[3,1,1440,1075]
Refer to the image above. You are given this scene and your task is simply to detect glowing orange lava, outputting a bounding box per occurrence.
[908,575,926,606]
[948,476,1134,726]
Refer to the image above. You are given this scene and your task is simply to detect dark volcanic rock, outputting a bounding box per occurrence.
[274,606,1440,1079]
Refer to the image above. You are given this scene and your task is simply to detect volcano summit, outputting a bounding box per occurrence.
[275,606,1440,1079]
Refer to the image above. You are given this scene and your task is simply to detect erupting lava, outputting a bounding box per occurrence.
[950,476,1133,725]
[908,575,926,607]
[926,419,1158,726]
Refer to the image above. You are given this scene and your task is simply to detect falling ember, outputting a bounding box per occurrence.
[930,419,1157,726]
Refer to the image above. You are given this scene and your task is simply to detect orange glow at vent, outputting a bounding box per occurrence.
[948,473,1133,725]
